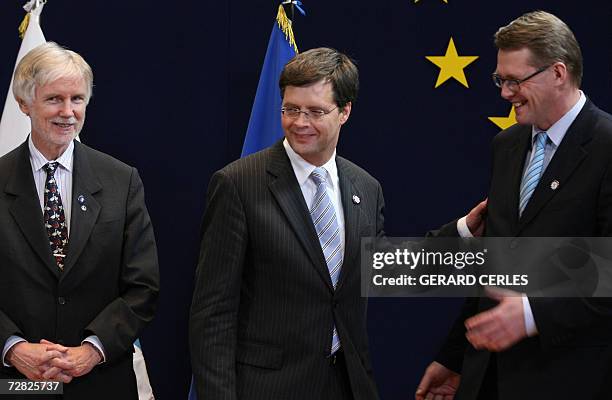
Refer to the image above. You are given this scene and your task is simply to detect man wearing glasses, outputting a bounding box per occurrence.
[416,11,612,400]
[190,48,382,400]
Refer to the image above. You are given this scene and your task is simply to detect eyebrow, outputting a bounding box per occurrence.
[493,71,519,79]
[43,93,86,99]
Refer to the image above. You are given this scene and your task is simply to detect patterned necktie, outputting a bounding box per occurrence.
[519,131,548,216]
[309,167,342,354]
[43,162,69,271]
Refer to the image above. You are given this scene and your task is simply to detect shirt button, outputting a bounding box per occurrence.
[58,297,66,305]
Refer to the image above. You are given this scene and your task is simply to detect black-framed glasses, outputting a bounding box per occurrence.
[281,106,338,121]
[492,65,551,91]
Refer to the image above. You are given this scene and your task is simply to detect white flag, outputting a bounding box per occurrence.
[0,3,46,157]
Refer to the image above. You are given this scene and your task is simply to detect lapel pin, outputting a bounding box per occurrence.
[78,194,87,211]
[550,180,560,190]
[352,195,361,204]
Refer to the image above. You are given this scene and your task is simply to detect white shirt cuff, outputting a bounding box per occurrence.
[522,295,538,336]
[457,216,474,238]
[2,336,27,367]
[82,336,106,363]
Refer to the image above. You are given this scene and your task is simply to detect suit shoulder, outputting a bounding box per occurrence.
[77,143,135,175]
[215,146,274,180]
[492,123,525,148]
[592,106,612,138]
[0,146,22,186]
[0,145,21,170]
[336,156,381,188]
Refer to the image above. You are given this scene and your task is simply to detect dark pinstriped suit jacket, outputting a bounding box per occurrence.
[189,140,384,400]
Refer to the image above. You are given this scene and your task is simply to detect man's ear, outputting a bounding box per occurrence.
[17,98,30,116]
[551,62,569,85]
[339,102,352,125]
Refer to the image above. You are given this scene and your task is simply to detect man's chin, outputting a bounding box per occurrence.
[514,113,533,126]
[52,131,79,142]
[288,138,313,153]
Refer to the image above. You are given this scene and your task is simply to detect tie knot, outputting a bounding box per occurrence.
[535,131,548,147]
[43,162,59,175]
[311,167,328,186]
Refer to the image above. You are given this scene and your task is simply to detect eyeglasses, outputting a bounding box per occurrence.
[492,65,551,91]
[281,106,338,121]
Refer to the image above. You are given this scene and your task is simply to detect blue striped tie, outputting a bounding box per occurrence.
[310,167,342,355]
[519,131,548,216]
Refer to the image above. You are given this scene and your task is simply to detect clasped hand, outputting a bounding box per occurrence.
[7,339,102,383]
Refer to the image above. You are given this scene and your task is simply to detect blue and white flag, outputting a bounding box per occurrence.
[241,3,300,157]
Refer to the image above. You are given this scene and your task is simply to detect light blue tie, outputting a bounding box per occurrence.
[310,167,342,354]
[519,131,548,216]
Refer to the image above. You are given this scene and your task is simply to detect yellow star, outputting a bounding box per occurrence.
[488,106,517,130]
[426,38,479,88]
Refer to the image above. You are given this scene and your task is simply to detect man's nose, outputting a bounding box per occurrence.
[293,111,310,125]
[58,100,74,117]
[500,83,514,100]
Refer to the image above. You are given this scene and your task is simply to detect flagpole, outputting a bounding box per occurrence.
[281,1,295,24]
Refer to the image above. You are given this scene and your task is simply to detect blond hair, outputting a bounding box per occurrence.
[495,11,582,87]
[13,42,93,105]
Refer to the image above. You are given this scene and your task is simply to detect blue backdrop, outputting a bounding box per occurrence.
[1,1,611,398]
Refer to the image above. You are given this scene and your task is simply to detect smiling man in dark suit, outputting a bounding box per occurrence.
[0,42,159,399]
[189,48,383,400]
[417,11,612,400]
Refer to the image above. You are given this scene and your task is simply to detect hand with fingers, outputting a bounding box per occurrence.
[465,199,488,237]
[415,361,460,400]
[6,341,71,383]
[42,339,102,379]
[465,287,528,352]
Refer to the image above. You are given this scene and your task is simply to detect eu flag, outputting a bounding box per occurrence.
[240,4,299,157]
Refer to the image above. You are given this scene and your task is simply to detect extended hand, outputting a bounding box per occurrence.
[466,199,488,237]
[465,287,527,352]
[6,342,71,383]
[415,361,460,400]
[42,340,101,379]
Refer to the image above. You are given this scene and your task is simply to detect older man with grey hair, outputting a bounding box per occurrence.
[0,42,159,400]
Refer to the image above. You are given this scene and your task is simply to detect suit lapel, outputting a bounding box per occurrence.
[335,157,362,292]
[517,101,594,233]
[62,141,102,278]
[266,141,334,291]
[6,141,61,278]
[506,127,532,231]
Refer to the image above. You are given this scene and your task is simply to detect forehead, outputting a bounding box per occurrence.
[36,76,87,96]
[283,80,334,105]
[496,48,536,76]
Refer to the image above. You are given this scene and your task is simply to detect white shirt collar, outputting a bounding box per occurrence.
[282,138,338,189]
[531,90,586,146]
[28,135,74,172]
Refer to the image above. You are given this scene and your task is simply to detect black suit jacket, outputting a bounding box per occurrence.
[0,140,159,400]
[189,140,384,400]
[436,99,612,400]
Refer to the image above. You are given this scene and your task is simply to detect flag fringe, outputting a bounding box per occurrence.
[18,13,30,39]
[276,5,298,53]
